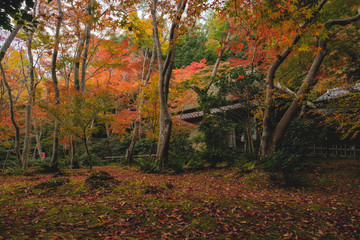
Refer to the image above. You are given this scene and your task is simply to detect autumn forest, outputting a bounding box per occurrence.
[0,0,360,239]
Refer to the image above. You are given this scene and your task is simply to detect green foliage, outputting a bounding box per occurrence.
[262,118,319,187]
[0,0,34,31]
[174,31,216,68]
[215,67,264,102]
[135,157,157,173]
[79,153,102,167]
[89,138,112,160]
[278,117,321,153]
[134,138,156,155]
[262,150,304,187]
[234,151,258,173]
[2,167,24,176]
[109,136,131,156]
[198,114,235,166]
[168,134,195,173]
[33,158,66,173]
[196,67,264,164]
[199,115,232,149]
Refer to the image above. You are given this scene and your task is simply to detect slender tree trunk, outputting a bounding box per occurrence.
[0,63,21,165]
[2,141,13,171]
[190,29,231,121]
[151,0,186,169]
[83,128,92,169]
[80,0,94,91]
[33,117,44,160]
[22,29,36,169]
[126,45,156,164]
[126,121,139,164]
[74,40,85,91]
[0,24,22,62]
[69,137,74,168]
[50,0,63,171]
[204,31,231,93]
[0,10,26,167]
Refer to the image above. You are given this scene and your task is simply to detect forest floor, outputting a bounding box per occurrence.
[0,158,359,239]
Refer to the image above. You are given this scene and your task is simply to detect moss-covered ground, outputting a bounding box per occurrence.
[0,159,359,239]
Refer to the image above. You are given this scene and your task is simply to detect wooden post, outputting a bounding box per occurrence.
[345,144,347,157]
[336,144,338,156]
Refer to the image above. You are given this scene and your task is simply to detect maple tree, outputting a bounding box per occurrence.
[220,0,360,155]
[0,1,360,238]
[0,0,358,172]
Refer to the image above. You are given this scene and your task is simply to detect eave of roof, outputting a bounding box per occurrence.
[313,83,360,103]
[175,103,245,120]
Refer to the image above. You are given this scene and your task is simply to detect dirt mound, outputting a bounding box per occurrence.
[85,171,118,189]
[35,178,70,189]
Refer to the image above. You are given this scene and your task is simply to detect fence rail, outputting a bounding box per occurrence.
[102,154,157,164]
[307,144,359,158]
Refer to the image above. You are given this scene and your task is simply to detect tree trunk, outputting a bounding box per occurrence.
[74,40,85,91]
[0,24,22,62]
[259,0,329,156]
[22,30,36,169]
[33,117,44,161]
[151,0,186,169]
[83,128,92,169]
[0,63,21,165]
[125,120,140,164]
[51,0,63,171]
[0,11,25,167]
[126,45,156,164]
[80,0,94,91]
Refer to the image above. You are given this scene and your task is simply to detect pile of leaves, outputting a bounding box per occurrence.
[34,178,70,189]
[85,171,118,189]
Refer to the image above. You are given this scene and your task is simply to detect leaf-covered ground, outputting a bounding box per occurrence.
[0,159,359,239]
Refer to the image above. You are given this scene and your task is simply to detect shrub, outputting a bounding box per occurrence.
[168,134,196,173]
[135,157,157,173]
[262,150,304,187]
[135,138,157,155]
[234,151,258,173]
[79,153,102,167]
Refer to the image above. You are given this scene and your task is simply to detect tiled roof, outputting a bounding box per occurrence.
[176,103,244,120]
[313,83,360,103]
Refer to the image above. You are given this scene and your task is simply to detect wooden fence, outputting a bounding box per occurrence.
[307,144,359,158]
[102,154,156,164]
[103,145,360,163]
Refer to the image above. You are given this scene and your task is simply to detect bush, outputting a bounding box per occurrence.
[169,134,196,173]
[185,155,205,169]
[34,158,63,173]
[109,136,131,156]
[234,151,258,173]
[262,150,304,187]
[79,153,102,167]
[135,157,157,173]
[200,148,235,167]
[3,167,24,176]
[135,139,157,155]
